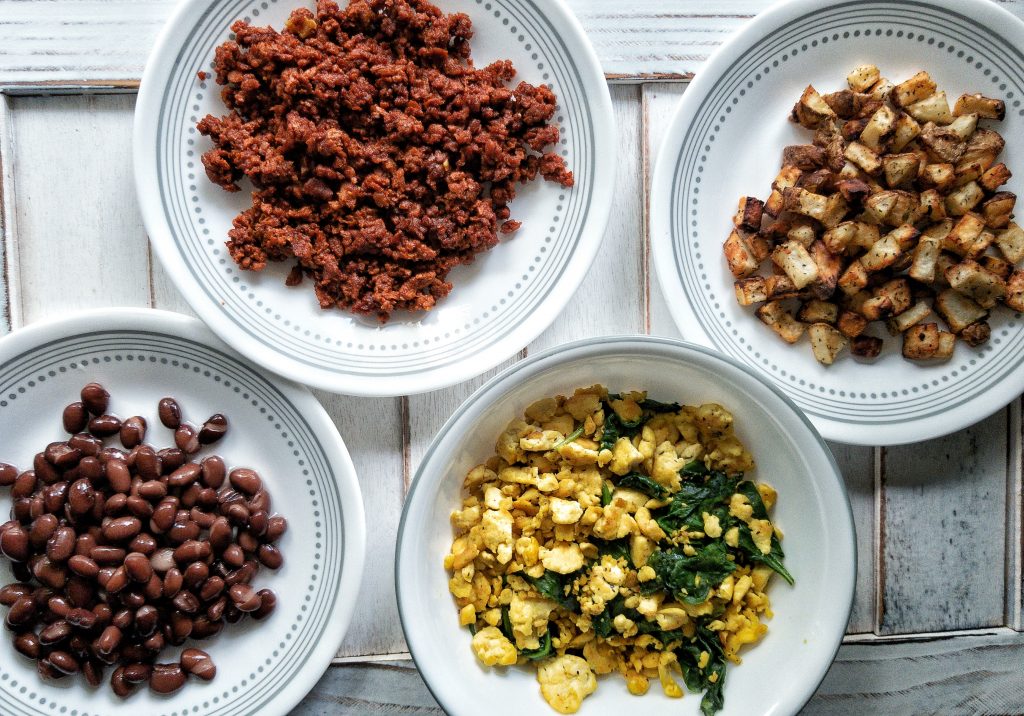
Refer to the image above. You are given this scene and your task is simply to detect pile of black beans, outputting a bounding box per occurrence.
[0,383,286,697]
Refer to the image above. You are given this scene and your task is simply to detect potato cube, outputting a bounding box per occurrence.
[909,236,942,283]
[920,163,955,191]
[822,222,857,255]
[765,274,801,300]
[787,220,818,247]
[864,190,919,226]
[847,64,881,93]
[733,196,764,232]
[809,240,842,299]
[808,323,848,365]
[883,152,921,188]
[875,278,912,315]
[979,163,1012,192]
[888,300,933,334]
[934,289,988,333]
[907,90,953,124]
[933,331,957,360]
[723,230,760,278]
[859,105,897,151]
[1006,270,1024,312]
[944,182,985,217]
[980,255,1014,281]
[893,71,937,107]
[798,299,839,324]
[995,223,1024,263]
[860,294,895,320]
[885,224,921,251]
[956,129,1004,180]
[844,141,882,174]
[981,192,1015,230]
[838,310,869,338]
[919,189,947,222]
[793,85,837,128]
[902,323,940,359]
[782,145,826,169]
[944,213,988,257]
[765,166,804,216]
[783,187,848,227]
[953,93,1006,121]
[834,178,871,205]
[860,234,902,272]
[771,240,820,289]
[946,113,978,141]
[945,259,1007,308]
[851,335,884,358]
[838,259,869,295]
[756,301,806,343]
[919,123,964,163]
[890,113,922,152]
[734,277,767,306]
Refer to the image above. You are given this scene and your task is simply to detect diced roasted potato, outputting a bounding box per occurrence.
[979,163,1012,192]
[851,335,884,358]
[960,321,991,347]
[837,310,869,338]
[902,323,943,359]
[796,168,836,194]
[809,240,842,299]
[860,294,894,320]
[782,145,826,169]
[756,301,806,344]
[823,89,869,119]
[833,179,870,206]
[860,234,902,272]
[812,122,847,171]
[883,152,921,188]
[893,71,937,107]
[890,112,921,152]
[944,182,985,217]
[723,229,760,278]
[1006,270,1024,312]
[945,259,1007,308]
[798,298,839,324]
[747,234,773,263]
[934,252,958,287]
[953,93,1006,120]
[822,222,857,255]
[934,289,988,333]
[875,277,912,315]
[734,277,767,306]
[946,113,978,141]
[807,323,847,365]
[771,239,820,289]
[844,141,882,174]
[885,224,921,251]
[934,331,957,359]
[782,187,848,227]
[850,221,881,251]
[944,213,989,257]
[919,189,947,222]
[919,163,956,191]
[918,122,964,164]
[980,192,1015,230]
[859,105,897,151]
[765,165,804,216]
[733,196,764,231]
[907,90,953,124]
[793,85,837,128]
[909,236,942,283]
[888,299,933,334]
[764,274,801,300]
[847,64,881,93]
[995,222,1024,263]
[980,255,1014,281]
[864,190,919,225]
[838,259,869,295]
[956,128,1004,181]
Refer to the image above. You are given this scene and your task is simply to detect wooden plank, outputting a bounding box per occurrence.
[6,95,150,322]
[879,412,1009,634]
[0,95,15,332]
[298,630,1024,714]
[5,0,1020,88]
[314,391,408,658]
[530,84,644,353]
[1008,397,1023,630]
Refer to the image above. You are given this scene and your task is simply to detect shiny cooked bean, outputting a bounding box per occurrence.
[0,384,283,698]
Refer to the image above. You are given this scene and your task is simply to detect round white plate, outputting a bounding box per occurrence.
[134,0,614,397]
[397,336,855,716]
[650,0,1024,446]
[0,309,365,716]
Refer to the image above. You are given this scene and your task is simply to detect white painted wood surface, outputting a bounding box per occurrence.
[0,0,1023,712]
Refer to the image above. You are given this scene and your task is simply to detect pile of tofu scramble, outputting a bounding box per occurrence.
[445,385,791,715]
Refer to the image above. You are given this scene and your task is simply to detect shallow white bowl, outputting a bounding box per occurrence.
[397,336,855,716]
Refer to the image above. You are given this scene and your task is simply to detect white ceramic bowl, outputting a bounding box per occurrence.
[397,336,855,716]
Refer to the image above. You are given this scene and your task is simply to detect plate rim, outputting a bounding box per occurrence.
[649,0,1024,446]
[132,0,616,397]
[0,307,367,716]
[395,334,856,716]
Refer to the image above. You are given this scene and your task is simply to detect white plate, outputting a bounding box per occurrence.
[650,0,1024,446]
[134,0,614,397]
[397,336,855,716]
[0,309,365,716]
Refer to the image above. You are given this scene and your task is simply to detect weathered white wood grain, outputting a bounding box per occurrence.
[0,96,14,332]
[296,630,1024,714]
[315,391,408,659]
[1008,397,1023,630]
[6,0,1021,88]
[5,95,151,322]
[530,85,645,353]
[879,411,1009,635]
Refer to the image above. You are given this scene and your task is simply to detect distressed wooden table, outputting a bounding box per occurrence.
[1,1,1023,713]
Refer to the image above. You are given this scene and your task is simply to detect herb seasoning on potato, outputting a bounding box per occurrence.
[726,65,1023,364]
[445,385,789,715]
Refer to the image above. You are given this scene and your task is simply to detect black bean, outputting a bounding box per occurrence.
[180,647,217,680]
[87,415,121,438]
[200,455,226,489]
[198,414,228,445]
[80,383,109,416]
[119,416,147,449]
[63,402,89,433]
[174,424,200,454]
[0,462,18,486]
[13,631,41,659]
[157,398,181,429]
[149,663,186,694]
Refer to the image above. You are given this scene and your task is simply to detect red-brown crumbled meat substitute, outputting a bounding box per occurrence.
[197,0,573,321]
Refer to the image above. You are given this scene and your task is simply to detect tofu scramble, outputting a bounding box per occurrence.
[444,386,792,715]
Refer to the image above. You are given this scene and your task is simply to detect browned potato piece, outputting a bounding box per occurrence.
[764,274,802,300]
[893,71,937,107]
[946,113,978,141]
[847,64,881,93]
[934,289,988,333]
[934,331,957,360]
[793,85,837,128]
[979,163,1012,192]
[724,230,760,278]
[907,91,953,124]
[875,277,912,315]
[734,277,767,306]
[909,236,942,283]
[919,163,955,191]
[885,224,921,252]
[837,310,869,338]
[860,234,902,272]
[944,213,990,257]
[919,189,948,222]
[765,165,803,216]
[782,187,848,227]
[851,335,884,358]
[844,141,882,174]
[787,218,818,247]
[956,129,1004,181]
[995,223,1024,263]
[953,93,1006,120]
[809,241,842,299]
[944,181,985,216]
[860,294,894,320]
[838,259,870,295]
[918,123,964,164]
[822,222,857,255]
[782,145,826,169]
[771,240,820,289]
[807,323,848,365]
[902,322,940,359]
[1006,270,1024,312]
[756,301,806,343]
[890,113,921,152]
[945,259,1007,308]
[733,196,765,232]
[960,321,991,347]
[980,255,1014,282]
[798,299,839,324]
[864,190,919,225]
[859,105,897,151]
[883,152,921,188]
[888,299,933,334]
[981,192,1015,230]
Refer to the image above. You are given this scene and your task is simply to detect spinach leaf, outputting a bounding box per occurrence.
[734,481,794,585]
[644,543,736,604]
[467,623,477,636]
[635,619,684,648]
[655,470,740,535]
[519,630,552,661]
[592,608,613,639]
[594,538,632,566]
[500,605,514,641]
[681,459,710,477]
[616,471,667,499]
[598,413,623,452]
[552,424,585,450]
[674,626,728,716]
[601,481,613,507]
[526,571,578,610]
[639,398,682,414]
